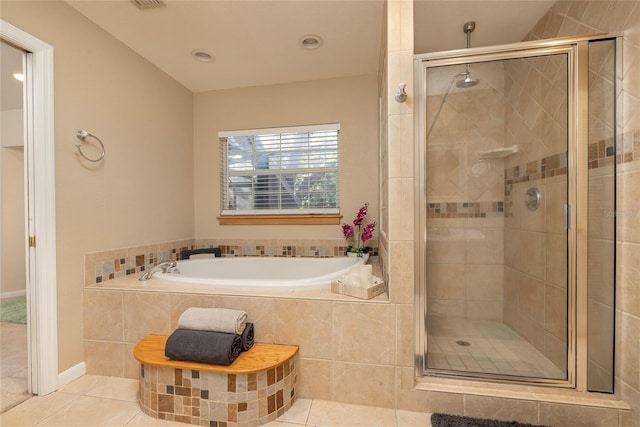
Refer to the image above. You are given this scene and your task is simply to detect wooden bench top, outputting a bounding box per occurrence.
[133,334,298,375]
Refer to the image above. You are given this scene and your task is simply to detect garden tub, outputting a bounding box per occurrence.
[153,256,364,290]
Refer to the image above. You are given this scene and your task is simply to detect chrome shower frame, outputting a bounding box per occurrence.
[413,34,618,390]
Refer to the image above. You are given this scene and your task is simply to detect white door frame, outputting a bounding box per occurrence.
[1,20,58,396]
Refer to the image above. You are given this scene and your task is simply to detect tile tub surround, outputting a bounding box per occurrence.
[137,353,297,426]
[83,277,632,426]
[85,239,379,286]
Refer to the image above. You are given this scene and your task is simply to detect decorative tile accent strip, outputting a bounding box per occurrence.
[138,356,297,426]
[589,136,616,169]
[426,201,504,219]
[501,132,638,217]
[615,129,640,166]
[504,152,568,184]
[214,243,378,258]
[85,239,196,285]
[85,239,378,285]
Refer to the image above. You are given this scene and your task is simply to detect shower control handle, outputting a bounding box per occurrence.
[525,187,541,211]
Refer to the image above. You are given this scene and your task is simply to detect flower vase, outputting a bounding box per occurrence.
[347,252,369,263]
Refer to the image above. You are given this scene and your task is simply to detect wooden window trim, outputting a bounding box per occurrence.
[217,214,342,225]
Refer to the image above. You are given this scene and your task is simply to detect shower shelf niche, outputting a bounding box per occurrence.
[477,145,518,159]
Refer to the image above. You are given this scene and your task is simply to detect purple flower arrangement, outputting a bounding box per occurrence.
[342,203,376,256]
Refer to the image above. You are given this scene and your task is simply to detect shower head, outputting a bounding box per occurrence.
[456,72,480,88]
[457,21,480,88]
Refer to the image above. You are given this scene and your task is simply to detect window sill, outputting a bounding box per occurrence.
[217,214,342,225]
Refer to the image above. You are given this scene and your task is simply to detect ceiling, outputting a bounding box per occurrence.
[65,0,385,93]
[414,1,555,54]
[64,0,555,93]
[1,1,557,110]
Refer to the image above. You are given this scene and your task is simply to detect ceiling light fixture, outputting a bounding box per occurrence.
[191,50,214,63]
[299,35,323,50]
[13,73,24,82]
[130,0,166,10]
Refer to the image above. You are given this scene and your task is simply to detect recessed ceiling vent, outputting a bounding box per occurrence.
[130,0,166,10]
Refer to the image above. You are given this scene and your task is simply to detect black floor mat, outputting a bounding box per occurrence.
[431,413,548,427]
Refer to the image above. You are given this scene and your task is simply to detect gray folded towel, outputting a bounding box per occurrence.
[164,329,242,365]
[178,307,247,335]
[241,322,254,351]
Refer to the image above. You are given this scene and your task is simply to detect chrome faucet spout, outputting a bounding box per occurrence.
[139,260,177,281]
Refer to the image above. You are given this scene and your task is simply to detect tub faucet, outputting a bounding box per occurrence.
[139,260,177,281]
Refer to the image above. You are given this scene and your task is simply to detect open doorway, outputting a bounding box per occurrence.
[1,19,58,401]
[0,39,30,412]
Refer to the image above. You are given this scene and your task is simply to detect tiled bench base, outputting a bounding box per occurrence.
[135,335,298,426]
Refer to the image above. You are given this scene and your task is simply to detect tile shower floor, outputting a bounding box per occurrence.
[427,317,565,379]
[0,374,433,427]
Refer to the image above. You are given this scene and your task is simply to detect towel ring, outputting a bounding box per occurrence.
[75,130,105,162]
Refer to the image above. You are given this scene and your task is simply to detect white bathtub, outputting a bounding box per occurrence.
[154,256,364,289]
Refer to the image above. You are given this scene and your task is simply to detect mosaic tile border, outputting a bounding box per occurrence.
[504,130,638,186]
[85,240,196,285]
[588,136,617,169]
[504,152,568,184]
[139,356,297,426]
[86,239,379,285]
[427,201,504,219]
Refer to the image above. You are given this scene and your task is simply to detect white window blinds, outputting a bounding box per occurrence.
[219,124,340,215]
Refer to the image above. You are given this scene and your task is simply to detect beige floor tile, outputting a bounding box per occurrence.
[263,422,306,427]
[0,392,81,426]
[0,372,550,427]
[395,410,433,427]
[58,374,107,395]
[35,396,140,427]
[124,411,186,426]
[83,376,139,402]
[274,398,312,424]
[307,400,397,427]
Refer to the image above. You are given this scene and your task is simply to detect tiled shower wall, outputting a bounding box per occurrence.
[525,0,640,422]
[425,62,506,321]
[84,239,378,285]
[502,54,569,372]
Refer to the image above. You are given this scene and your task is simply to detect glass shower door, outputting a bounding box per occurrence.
[422,51,570,382]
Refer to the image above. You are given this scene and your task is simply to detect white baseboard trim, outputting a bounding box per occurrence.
[57,362,86,389]
[0,289,27,299]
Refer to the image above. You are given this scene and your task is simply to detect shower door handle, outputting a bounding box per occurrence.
[564,204,569,230]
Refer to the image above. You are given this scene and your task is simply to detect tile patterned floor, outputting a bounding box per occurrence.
[0,374,434,427]
[0,322,31,413]
[427,317,566,379]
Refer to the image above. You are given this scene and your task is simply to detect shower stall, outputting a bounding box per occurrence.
[415,34,618,390]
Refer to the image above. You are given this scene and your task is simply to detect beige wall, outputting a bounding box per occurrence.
[381,0,414,307]
[1,1,195,372]
[193,75,379,242]
[502,54,569,371]
[0,147,26,296]
[1,107,26,296]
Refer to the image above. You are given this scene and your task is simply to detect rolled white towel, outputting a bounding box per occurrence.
[178,307,247,335]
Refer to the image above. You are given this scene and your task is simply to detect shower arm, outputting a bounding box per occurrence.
[463,21,474,77]
[426,72,466,140]
[427,21,477,140]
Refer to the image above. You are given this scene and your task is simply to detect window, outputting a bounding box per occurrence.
[219,124,340,223]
